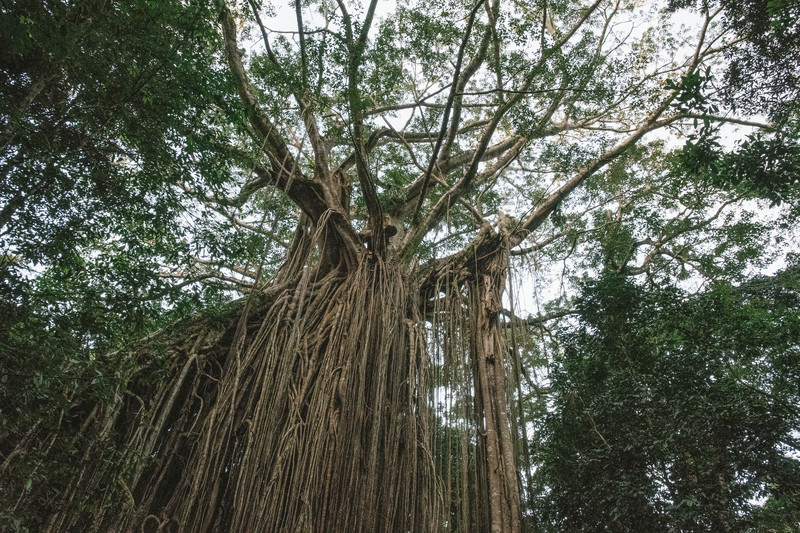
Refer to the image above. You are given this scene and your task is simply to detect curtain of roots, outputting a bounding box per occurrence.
[427,246,526,532]
[26,258,437,532]
[5,248,536,531]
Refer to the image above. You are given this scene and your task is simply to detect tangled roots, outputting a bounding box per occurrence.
[46,258,440,532]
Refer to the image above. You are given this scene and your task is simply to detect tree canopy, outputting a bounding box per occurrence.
[536,268,800,530]
[1,0,798,531]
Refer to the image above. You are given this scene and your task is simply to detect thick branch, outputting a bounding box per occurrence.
[219,8,299,178]
[420,37,694,293]
[248,1,331,185]
[337,0,385,252]
[402,0,606,257]
[219,5,362,262]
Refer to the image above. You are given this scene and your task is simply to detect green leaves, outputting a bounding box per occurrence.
[534,270,800,531]
[666,69,715,114]
[670,0,800,122]
[674,131,800,206]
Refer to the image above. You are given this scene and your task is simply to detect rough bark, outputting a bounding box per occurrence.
[469,244,522,533]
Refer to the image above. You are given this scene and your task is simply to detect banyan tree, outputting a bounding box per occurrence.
[2,0,797,531]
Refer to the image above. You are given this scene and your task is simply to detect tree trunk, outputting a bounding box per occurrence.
[470,247,522,533]
[34,259,441,532]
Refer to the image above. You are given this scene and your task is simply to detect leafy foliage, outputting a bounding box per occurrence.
[676,130,800,206]
[535,270,800,531]
[668,0,800,123]
[0,4,252,526]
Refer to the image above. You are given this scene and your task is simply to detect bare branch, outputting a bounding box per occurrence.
[412,0,489,226]
[680,113,775,131]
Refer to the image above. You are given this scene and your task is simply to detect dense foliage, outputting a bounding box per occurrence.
[535,268,800,531]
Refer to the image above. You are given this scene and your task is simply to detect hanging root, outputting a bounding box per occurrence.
[35,258,440,532]
[9,231,529,532]
[427,244,523,532]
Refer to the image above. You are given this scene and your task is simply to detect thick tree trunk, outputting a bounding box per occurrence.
[470,248,522,533]
[14,235,525,532]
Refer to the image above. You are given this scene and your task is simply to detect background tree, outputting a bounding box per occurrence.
[534,269,800,531]
[1,0,797,531]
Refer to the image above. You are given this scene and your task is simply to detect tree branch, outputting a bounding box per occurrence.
[219,7,299,179]
[412,0,488,226]
[403,0,606,258]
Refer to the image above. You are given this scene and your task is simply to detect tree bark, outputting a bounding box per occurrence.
[470,246,522,533]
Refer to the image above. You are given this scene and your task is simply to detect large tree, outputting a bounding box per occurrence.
[1,0,797,531]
